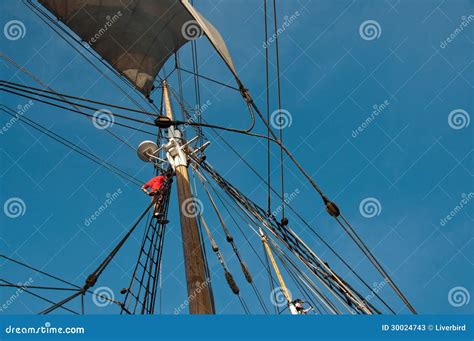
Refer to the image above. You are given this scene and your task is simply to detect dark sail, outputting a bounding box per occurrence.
[38,0,238,96]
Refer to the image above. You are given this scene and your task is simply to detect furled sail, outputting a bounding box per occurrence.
[38,0,238,96]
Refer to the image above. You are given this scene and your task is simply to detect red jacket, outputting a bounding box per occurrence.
[143,175,166,191]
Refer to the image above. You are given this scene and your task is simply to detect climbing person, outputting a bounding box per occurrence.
[141,171,172,222]
[141,174,167,198]
[293,299,312,314]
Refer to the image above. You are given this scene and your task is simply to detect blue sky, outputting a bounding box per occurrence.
[0,0,472,316]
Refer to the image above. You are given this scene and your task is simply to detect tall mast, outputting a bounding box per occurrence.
[162,80,215,314]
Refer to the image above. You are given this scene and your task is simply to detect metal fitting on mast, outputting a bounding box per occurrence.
[163,136,188,169]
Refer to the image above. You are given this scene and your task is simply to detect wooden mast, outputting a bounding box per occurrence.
[259,228,298,314]
[162,80,215,314]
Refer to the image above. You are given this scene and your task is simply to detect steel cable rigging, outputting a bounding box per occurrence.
[38,200,156,314]
[189,156,380,314]
[0,105,144,187]
[0,52,152,150]
[1,0,417,315]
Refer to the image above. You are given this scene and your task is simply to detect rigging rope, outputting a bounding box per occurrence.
[122,181,171,314]
[176,67,240,91]
[167,86,256,135]
[190,31,203,145]
[205,172,346,313]
[170,100,410,312]
[1,88,156,136]
[194,167,269,314]
[270,244,322,314]
[1,84,157,127]
[271,0,286,222]
[1,80,160,118]
[0,106,144,187]
[267,237,340,314]
[263,241,279,314]
[203,128,395,313]
[190,156,376,314]
[0,52,149,150]
[24,0,158,110]
[15,0,413,314]
[195,168,274,314]
[199,214,248,313]
[0,282,77,292]
[39,200,155,314]
[0,279,79,315]
[190,168,217,313]
[0,255,121,309]
[264,0,272,214]
[338,214,416,314]
[0,255,79,289]
[121,186,171,314]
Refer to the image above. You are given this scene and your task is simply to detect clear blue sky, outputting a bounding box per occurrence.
[1,0,472,315]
